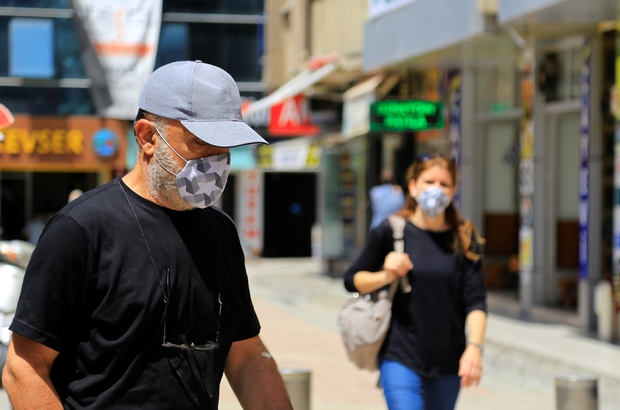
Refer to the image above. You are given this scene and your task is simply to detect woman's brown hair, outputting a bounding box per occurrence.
[397,155,484,261]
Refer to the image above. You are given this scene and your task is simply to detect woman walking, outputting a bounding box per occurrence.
[344,154,487,410]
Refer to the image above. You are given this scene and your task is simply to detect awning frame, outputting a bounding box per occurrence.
[242,60,339,118]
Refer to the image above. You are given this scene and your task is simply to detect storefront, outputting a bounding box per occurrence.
[0,115,129,241]
[497,1,608,329]
[253,138,321,258]
[320,134,367,271]
[362,0,610,328]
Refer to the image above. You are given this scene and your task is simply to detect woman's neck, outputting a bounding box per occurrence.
[409,208,450,232]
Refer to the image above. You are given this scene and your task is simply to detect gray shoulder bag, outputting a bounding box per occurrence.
[338,215,411,371]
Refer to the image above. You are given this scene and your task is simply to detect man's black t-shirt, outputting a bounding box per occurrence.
[10,178,260,409]
[343,219,486,377]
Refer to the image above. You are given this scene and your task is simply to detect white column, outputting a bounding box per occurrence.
[458,67,482,229]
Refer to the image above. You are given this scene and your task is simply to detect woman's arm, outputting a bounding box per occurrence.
[458,309,487,387]
[352,252,412,294]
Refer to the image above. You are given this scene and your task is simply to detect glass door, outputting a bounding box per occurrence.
[482,121,520,289]
[554,113,580,308]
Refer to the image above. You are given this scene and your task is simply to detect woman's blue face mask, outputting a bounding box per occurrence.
[415,186,451,218]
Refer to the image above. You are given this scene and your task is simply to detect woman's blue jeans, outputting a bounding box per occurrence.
[379,359,461,410]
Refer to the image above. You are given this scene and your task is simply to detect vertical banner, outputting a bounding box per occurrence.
[72,0,162,120]
[519,47,535,316]
[614,25,620,310]
[579,37,591,281]
[446,70,462,208]
[239,170,263,256]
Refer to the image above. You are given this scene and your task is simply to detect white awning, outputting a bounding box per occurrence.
[342,74,388,139]
[342,74,384,102]
[242,61,339,118]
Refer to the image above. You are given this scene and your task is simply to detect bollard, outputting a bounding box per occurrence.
[280,368,311,410]
[594,280,613,342]
[555,374,598,410]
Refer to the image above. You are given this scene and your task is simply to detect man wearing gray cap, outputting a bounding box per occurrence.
[3,61,293,409]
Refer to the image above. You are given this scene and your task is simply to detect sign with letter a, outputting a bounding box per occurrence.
[269,95,320,137]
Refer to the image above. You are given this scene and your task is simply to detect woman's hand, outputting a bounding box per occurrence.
[352,252,413,294]
[383,251,413,282]
[458,344,483,387]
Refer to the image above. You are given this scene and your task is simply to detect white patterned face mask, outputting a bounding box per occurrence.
[415,186,451,218]
[153,127,230,209]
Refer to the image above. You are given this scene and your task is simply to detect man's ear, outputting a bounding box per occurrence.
[134,119,157,155]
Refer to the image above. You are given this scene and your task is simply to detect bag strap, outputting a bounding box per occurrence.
[387,215,411,294]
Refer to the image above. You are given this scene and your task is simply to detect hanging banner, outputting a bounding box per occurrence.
[446,70,462,208]
[519,47,535,317]
[238,170,264,256]
[614,25,620,310]
[72,0,162,120]
[579,36,591,281]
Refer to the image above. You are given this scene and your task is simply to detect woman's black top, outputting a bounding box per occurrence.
[343,218,487,377]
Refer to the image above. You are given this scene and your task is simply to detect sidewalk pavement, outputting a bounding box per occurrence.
[217,257,620,410]
[2,257,616,409]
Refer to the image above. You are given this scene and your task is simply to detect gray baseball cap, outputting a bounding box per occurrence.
[139,60,267,148]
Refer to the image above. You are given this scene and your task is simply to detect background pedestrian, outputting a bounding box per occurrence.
[369,169,406,230]
[344,154,487,410]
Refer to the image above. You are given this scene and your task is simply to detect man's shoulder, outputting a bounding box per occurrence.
[68,179,117,203]
[207,205,233,221]
[59,180,123,222]
[201,206,238,234]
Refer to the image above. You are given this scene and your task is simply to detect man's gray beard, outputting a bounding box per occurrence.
[146,142,193,211]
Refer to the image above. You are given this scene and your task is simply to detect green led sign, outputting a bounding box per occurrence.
[370,100,444,132]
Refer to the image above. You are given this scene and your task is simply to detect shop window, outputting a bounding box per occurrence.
[568,46,582,100]
[538,45,583,103]
[0,0,70,7]
[9,18,54,78]
[0,17,86,79]
[0,87,93,115]
[537,53,560,102]
[154,22,262,82]
[54,18,87,78]
[475,65,518,113]
[0,17,8,77]
[163,0,264,14]
[155,23,191,68]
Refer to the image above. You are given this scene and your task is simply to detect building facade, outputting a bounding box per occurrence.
[256,0,620,338]
[362,0,620,336]
[0,0,266,243]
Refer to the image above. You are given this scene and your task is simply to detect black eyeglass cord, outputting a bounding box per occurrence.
[117,180,167,304]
